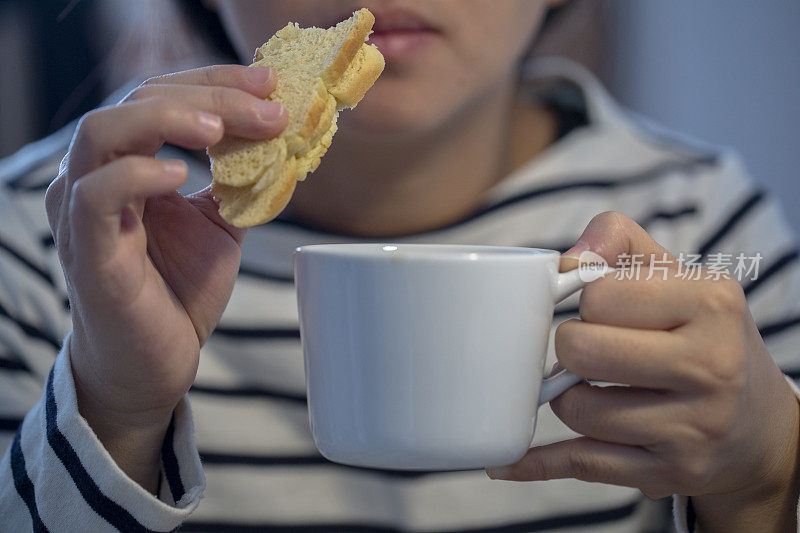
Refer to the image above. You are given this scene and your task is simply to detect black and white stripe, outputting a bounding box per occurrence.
[44,368,156,532]
[697,190,765,258]
[0,234,54,287]
[2,61,799,532]
[10,429,48,532]
[180,498,641,532]
[0,301,61,350]
[268,155,716,240]
[743,248,799,297]
[161,415,186,504]
[0,353,30,373]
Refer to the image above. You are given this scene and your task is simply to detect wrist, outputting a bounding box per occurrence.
[76,380,174,494]
[70,335,176,494]
[692,391,800,532]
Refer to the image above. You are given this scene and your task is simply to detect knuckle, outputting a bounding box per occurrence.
[520,455,549,481]
[585,211,640,265]
[606,210,629,227]
[675,455,713,491]
[687,354,744,395]
[146,96,185,125]
[146,95,172,114]
[74,109,104,147]
[700,277,747,316]
[124,85,153,102]
[565,449,595,481]
[691,332,746,389]
[709,349,746,388]
[202,66,218,86]
[678,399,734,448]
[595,211,631,234]
[700,410,735,442]
[210,86,229,112]
[556,391,590,429]
[69,179,95,211]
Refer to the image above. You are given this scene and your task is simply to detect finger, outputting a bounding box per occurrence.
[561,212,676,270]
[578,274,693,329]
[124,84,286,140]
[486,437,658,492]
[185,185,247,246]
[555,319,691,390]
[68,156,188,263]
[549,382,673,445]
[68,99,224,178]
[138,65,277,99]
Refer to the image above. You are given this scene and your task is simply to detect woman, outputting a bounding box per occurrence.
[1,1,799,531]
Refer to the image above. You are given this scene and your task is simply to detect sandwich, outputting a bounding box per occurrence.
[209,8,385,228]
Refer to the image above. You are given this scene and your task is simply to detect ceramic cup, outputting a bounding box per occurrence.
[294,243,609,470]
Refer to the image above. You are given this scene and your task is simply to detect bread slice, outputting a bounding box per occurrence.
[209,8,384,228]
[214,156,298,225]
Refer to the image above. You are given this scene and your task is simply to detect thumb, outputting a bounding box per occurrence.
[187,184,248,245]
[560,211,674,272]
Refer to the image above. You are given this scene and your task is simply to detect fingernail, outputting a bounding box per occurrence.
[563,239,590,258]
[246,66,272,86]
[162,160,187,178]
[257,100,284,122]
[197,111,223,133]
[485,466,511,480]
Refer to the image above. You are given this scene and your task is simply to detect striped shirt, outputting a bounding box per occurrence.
[1,58,799,532]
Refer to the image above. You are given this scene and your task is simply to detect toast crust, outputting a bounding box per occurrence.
[321,9,376,86]
[209,8,384,228]
[213,156,298,227]
[329,44,385,108]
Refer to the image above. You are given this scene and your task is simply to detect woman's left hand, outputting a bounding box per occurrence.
[486,212,800,532]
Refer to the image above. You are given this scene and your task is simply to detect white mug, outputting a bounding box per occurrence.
[294,243,609,470]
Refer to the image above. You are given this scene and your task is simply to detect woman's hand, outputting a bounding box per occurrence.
[486,212,800,532]
[44,65,287,492]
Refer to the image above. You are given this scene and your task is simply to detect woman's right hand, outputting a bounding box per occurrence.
[44,65,286,492]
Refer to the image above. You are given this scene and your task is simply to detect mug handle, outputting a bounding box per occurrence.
[538,265,612,406]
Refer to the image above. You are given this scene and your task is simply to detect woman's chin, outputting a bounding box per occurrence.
[340,87,452,141]
[338,112,433,141]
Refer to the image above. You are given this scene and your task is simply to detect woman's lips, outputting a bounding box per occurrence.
[316,7,438,62]
[367,28,439,61]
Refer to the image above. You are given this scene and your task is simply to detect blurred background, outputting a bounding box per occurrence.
[0,0,798,233]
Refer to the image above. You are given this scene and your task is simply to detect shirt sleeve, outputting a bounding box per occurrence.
[0,143,205,530]
[0,332,205,531]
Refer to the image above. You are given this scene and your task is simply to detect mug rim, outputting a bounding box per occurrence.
[294,243,559,261]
